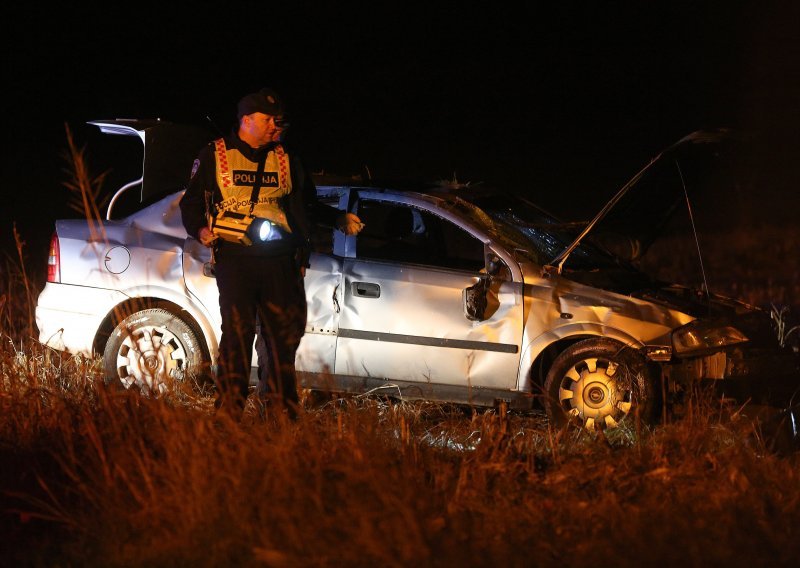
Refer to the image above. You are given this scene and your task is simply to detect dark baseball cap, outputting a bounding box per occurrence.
[237,88,285,119]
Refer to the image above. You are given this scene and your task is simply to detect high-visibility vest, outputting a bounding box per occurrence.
[213,138,292,233]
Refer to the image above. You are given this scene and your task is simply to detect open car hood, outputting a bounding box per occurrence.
[89,119,215,204]
[546,129,741,272]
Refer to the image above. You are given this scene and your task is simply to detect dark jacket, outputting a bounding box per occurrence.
[179,131,340,263]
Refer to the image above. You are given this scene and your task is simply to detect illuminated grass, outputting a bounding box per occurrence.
[2,331,799,566]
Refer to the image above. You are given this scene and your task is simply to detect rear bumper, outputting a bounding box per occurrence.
[35,283,127,356]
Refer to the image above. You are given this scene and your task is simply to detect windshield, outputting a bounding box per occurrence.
[442,190,631,270]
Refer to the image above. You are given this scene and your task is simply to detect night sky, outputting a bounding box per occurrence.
[4,3,799,266]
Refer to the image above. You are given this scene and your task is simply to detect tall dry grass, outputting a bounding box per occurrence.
[2,344,799,566]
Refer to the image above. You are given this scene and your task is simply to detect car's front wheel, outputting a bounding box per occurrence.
[102,308,210,393]
[544,338,659,431]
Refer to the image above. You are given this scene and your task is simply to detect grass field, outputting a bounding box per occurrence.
[2,221,799,567]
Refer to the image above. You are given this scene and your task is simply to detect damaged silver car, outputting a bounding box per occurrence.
[35,120,799,431]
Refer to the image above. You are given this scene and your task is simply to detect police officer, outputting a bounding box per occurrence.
[180,88,362,419]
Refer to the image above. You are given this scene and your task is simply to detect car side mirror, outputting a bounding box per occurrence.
[486,254,503,276]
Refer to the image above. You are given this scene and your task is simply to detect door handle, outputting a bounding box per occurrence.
[351,281,381,298]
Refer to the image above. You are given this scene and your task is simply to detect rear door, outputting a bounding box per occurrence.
[335,193,524,390]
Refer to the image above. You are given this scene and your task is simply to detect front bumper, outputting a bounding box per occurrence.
[665,345,800,407]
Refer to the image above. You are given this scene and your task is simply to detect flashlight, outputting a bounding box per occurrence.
[258,220,274,241]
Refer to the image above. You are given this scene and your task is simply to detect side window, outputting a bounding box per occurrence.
[356,200,485,271]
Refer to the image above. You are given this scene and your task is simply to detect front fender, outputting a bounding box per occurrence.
[517,322,645,393]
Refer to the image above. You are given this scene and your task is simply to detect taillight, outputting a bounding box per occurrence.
[47,232,61,283]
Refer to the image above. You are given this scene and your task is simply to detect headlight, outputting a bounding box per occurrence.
[672,321,749,355]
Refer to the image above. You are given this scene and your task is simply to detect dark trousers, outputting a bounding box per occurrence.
[214,252,307,414]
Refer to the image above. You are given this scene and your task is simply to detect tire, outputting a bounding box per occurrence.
[543,338,659,431]
[103,308,210,393]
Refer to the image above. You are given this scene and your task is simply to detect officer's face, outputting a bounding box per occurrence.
[245,112,285,145]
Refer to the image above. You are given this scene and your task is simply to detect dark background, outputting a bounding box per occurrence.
[3,2,799,269]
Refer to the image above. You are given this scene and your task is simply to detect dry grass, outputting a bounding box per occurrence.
[2,341,799,567]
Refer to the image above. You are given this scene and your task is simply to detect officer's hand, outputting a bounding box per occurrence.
[198,227,217,247]
[336,213,364,236]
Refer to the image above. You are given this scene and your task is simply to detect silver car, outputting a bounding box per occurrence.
[35,120,799,430]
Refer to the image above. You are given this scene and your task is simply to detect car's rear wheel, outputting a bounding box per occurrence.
[102,308,210,393]
[544,338,659,431]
